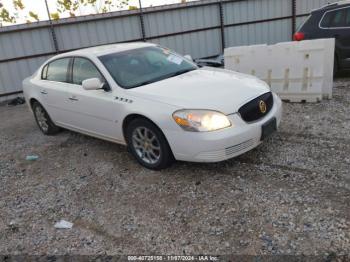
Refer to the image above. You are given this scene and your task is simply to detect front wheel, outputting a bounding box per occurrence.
[126,118,174,170]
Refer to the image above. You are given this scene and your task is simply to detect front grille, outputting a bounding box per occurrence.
[238,92,273,123]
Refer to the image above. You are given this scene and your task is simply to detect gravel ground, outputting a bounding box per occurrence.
[0,78,349,257]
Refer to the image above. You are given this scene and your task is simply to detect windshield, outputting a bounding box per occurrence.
[99,46,198,89]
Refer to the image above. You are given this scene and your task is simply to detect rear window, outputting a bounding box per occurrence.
[320,7,350,28]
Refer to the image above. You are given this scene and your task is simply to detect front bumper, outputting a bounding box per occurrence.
[165,93,283,162]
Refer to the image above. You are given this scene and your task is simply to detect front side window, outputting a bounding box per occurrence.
[72,58,103,85]
[99,46,197,89]
[43,58,70,82]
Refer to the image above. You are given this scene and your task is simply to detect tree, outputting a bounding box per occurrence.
[13,0,25,10]
[0,0,130,26]
[29,11,39,21]
[56,0,130,16]
[0,1,16,24]
[0,8,15,23]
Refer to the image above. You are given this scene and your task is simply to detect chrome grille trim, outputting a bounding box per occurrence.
[225,139,255,156]
[195,139,257,161]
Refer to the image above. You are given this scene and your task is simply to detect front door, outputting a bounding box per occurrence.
[62,57,124,142]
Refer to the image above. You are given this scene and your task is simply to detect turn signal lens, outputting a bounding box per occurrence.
[174,116,190,126]
[172,110,232,132]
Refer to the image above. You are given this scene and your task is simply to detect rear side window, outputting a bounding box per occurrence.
[346,7,350,26]
[42,58,70,82]
[320,7,350,28]
[331,10,344,27]
[320,12,332,27]
[72,58,103,85]
[41,64,48,79]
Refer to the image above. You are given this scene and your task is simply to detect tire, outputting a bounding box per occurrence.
[334,55,339,78]
[32,101,61,135]
[126,118,174,170]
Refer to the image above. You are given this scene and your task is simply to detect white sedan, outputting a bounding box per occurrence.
[23,43,282,170]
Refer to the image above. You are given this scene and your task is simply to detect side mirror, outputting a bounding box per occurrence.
[82,78,104,90]
[184,54,193,61]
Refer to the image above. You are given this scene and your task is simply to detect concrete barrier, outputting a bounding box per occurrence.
[224,39,335,102]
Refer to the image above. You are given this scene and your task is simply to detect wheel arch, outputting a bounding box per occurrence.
[28,97,44,113]
[29,98,54,122]
[122,113,175,168]
[122,114,161,142]
[122,114,174,155]
[29,98,40,108]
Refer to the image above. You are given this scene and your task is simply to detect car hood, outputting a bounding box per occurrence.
[128,67,270,114]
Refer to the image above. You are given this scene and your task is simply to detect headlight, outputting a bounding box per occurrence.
[172,110,231,132]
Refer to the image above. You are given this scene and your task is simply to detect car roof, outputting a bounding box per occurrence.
[314,0,350,12]
[53,42,156,59]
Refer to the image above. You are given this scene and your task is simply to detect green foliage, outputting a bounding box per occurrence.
[51,12,60,20]
[0,0,130,25]
[13,0,25,10]
[56,0,130,15]
[29,11,39,21]
[0,8,16,23]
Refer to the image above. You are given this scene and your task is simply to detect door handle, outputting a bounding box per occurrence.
[68,96,79,101]
[40,90,48,95]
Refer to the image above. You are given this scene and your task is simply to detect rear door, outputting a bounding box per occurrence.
[62,57,124,142]
[319,6,350,66]
[37,58,71,124]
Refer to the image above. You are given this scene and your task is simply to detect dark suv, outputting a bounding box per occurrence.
[294,1,350,75]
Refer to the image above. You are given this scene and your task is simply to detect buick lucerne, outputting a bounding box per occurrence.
[23,43,282,170]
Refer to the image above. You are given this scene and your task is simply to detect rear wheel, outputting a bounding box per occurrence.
[126,118,174,170]
[32,101,60,135]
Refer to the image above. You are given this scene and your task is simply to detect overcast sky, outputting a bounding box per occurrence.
[1,0,198,26]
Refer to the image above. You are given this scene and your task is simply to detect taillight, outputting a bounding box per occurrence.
[293,32,305,41]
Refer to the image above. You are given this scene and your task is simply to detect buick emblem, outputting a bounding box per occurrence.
[259,100,267,114]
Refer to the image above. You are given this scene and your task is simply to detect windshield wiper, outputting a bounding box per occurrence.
[128,68,197,89]
[167,68,196,78]
[129,80,155,88]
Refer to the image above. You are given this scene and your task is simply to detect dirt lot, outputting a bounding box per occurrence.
[0,78,349,257]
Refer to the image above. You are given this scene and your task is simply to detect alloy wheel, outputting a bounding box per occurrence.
[132,126,161,164]
[35,106,49,132]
